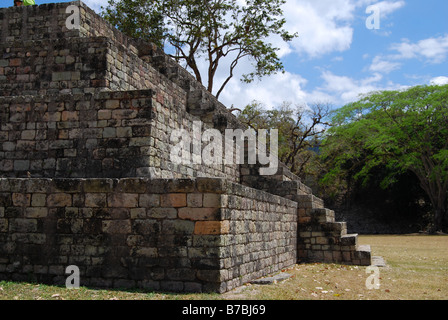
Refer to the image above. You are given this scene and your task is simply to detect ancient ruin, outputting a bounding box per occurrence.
[0,1,371,293]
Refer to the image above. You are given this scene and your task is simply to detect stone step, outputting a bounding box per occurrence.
[322,221,347,236]
[310,208,335,223]
[296,181,312,195]
[296,194,325,209]
[341,233,358,246]
[355,245,372,266]
[371,255,387,267]
[187,89,217,116]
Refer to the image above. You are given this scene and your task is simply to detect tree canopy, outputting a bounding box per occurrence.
[321,84,448,232]
[237,101,330,180]
[102,0,297,98]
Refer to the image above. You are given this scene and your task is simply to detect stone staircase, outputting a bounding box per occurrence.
[115,2,372,268]
[92,4,373,267]
[297,194,371,266]
[240,165,372,266]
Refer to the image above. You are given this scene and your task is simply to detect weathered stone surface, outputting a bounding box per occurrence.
[371,256,387,267]
[178,208,220,221]
[194,221,230,235]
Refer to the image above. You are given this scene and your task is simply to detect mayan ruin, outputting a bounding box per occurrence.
[0,1,372,293]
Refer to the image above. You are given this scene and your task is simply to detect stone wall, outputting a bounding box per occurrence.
[0,1,241,130]
[0,1,239,181]
[0,1,371,293]
[0,177,297,293]
[0,89,239,181]
[0,37,109,96]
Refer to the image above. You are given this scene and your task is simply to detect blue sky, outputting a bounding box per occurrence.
[2,0,448,110]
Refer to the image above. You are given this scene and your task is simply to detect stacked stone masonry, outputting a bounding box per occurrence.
[0,1,371,293]
[0,178,297,293]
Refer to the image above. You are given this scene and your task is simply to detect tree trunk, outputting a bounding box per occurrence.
[411,167,447,233]
[431,206,446,233]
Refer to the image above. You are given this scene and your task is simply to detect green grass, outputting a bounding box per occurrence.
[1,234,447,300]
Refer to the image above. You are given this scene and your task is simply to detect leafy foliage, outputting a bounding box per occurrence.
[321,84,448,232]
[102,0,297,98]
[237,101,330,180]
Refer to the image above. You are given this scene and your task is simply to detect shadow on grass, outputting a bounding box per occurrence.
[0,278,222,300]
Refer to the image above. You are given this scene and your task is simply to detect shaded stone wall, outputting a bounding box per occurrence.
[0,37,109,96]
[0,89,239,181]
[0,177,297,293]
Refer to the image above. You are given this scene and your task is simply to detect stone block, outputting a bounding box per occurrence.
[184,282,203,293]
[9,58,22,67]
[323,251,333,262]
[166,268,196,281]
[165,179,196,193]
[118,179,148,195]
[147,208,177,219]
[113,279,136,289]
[12,193,31,207]
[178,208,220,221]
[102,220,131,234]
[52,71,72,81]
[163,220,195,235]
[132,219,161,235]
[133,247,158,258]
[47,193,72,207]
[341,234,358,246]
[203,193,221,207]
[107,193,139,208]
[53,179,82,193]
[187,193,203,207]
[14,160,30,171]
[0,219,8,232]
[130,208,146,219]
[139,194,160,207]
[25,207,48,218]
[160,194,187,208]
[316,237,329,245]
[194,221,230,235]
[83,179,114,193]
[160,281,184,292]
[138,280,161,291]
[196,178,227,193]
[85,193,107,208]
[9,218,37,233]
[61,111,79,121]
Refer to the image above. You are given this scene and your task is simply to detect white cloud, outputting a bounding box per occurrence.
[332,56,344,62]
[371,1,406,17]
[271,0,406,59]
[391,35,448,63]
[219,71,309,109]
[355,0,406,16]
[430,76,448,86]
[368,34,448,76]
[369,55,401,73]
[283,0,356,58]
[315,70,408,105]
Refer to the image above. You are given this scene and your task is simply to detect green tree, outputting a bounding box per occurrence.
[321,84,448,232]
[237,101,330,179]
[102,0,297,98]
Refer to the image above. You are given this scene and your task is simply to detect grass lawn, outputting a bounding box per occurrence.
[0,234,447,300]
